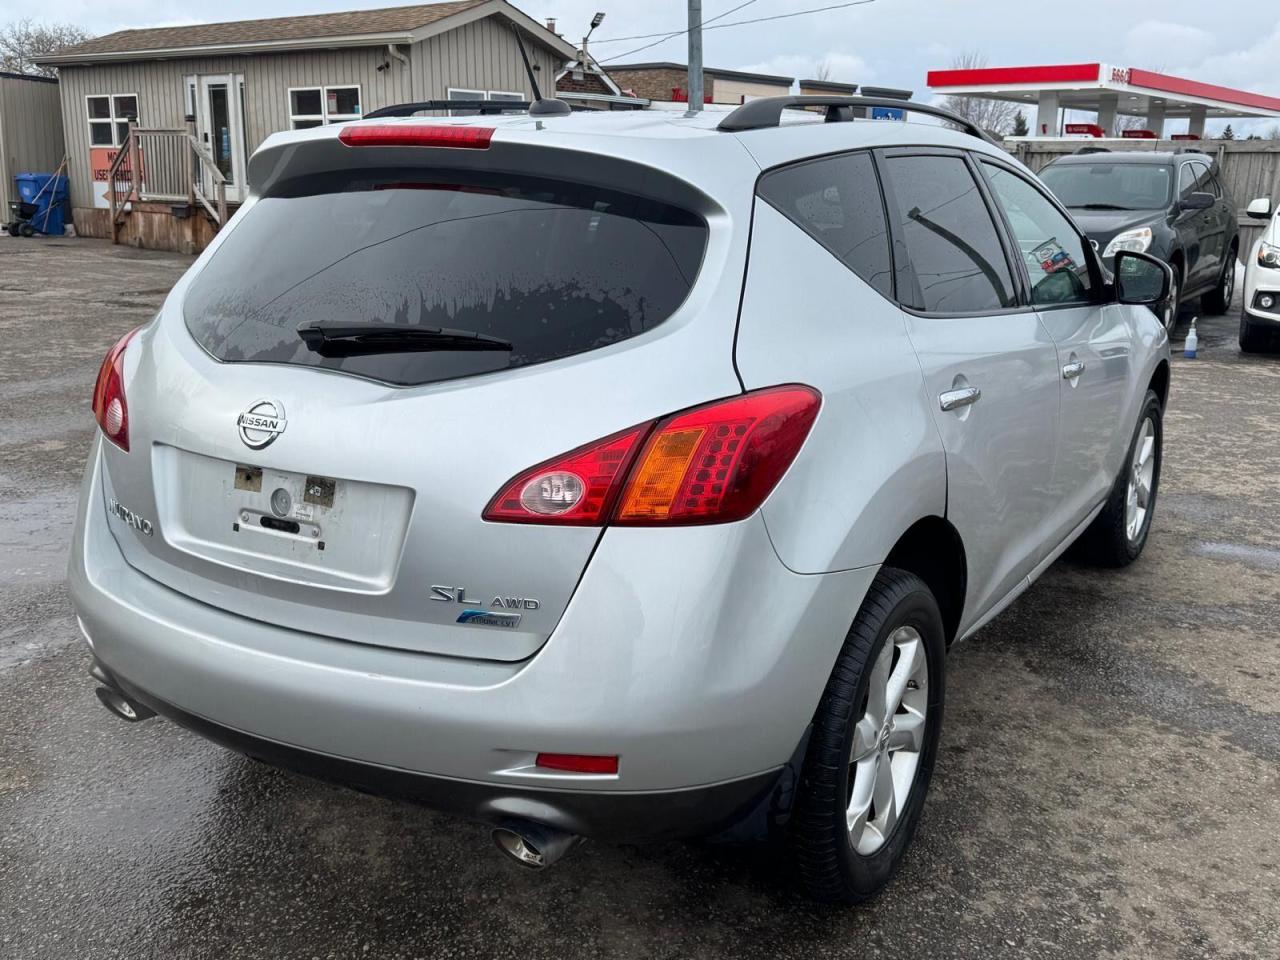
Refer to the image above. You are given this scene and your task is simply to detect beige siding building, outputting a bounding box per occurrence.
[0,72,66,214]
[36,0,573,249]
[607,62,793,107]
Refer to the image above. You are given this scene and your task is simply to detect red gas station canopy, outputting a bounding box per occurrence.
[927,62,1280,120]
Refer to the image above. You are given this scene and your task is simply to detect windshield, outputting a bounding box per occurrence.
[184,169,708,386]
[1040,162,1173,211]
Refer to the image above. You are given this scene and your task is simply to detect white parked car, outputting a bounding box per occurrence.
[1242,196,1280,352]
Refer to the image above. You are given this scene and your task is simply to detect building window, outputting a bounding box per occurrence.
[87,94,139,147]
[446,88,525,116]
[288,85,362,129]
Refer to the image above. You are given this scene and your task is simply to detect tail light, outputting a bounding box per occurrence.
[92,328,141,452]
[338,125,494,149]
[483,385,821,527]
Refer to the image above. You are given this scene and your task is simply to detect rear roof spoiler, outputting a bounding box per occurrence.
[716,95,998,145]
[365,99,532,118]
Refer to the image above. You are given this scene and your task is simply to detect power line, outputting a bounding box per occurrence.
[593,0,760,44]
[599,0,880,65]
[596,0,760,65]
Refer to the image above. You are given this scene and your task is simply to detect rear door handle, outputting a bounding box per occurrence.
[939,386,982,412]
[1062,361,1086,380]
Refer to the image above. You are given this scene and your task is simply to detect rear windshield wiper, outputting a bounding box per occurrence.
[1076,203,1135,211]
[297,321,513,357]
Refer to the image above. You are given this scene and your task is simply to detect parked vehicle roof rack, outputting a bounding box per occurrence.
[1073,146,1113,155]
[364,99,532,119]
[716,95,998,144]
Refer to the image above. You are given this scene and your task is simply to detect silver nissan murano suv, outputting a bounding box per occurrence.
[71,96,1173,902]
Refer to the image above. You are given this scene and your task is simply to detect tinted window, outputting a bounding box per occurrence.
[184,170,707,387]
[758,152,893,298]
[982,163,1094,307]
[1178,163,1199,198]
[1186,160,1217,198]
[882,154,1015,313]
[1040,162,1174,211]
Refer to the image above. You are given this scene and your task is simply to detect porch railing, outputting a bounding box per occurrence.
[108,121,229,243]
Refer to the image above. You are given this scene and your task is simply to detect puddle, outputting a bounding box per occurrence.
[1195,540,1280,570]
[0,490,76,584]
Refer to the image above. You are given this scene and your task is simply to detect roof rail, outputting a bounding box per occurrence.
[1073,146,1112,155]
[364,99,533,119]
[716,95,997,144]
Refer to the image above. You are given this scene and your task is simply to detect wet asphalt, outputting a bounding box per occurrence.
[1,236,1277,960]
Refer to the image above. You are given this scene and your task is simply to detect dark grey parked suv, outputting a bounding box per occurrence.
[1040,150,1239,329]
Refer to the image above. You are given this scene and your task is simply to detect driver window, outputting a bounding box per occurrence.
[1179,164,1199,198]
[980,162,1095,308]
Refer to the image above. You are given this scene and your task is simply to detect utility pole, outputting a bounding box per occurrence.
[686,0,703,116]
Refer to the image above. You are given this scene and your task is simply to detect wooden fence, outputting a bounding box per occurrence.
[1005,139,1280,256]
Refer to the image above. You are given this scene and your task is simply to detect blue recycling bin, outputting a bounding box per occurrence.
[14,172,69,235]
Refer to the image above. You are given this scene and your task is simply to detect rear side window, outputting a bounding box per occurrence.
[757,152,893,298]
[184,170,707,387]
[881,154,1015,313]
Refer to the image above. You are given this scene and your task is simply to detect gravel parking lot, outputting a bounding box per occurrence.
[1,236,1277,960]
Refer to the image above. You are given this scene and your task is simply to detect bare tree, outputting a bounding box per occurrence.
[939,53,1021,137]
[0,20,92,77]
[1115,114,1149,133]
[815,59,833,82]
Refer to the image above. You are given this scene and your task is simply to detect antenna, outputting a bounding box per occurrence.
[511,23,571,116]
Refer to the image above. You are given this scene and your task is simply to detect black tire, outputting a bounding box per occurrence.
[5,221,19,237]
[1160,263,1182,332]
[1202,245,1238,315]
[1076,390,1163,567]
[788,567,945,904]
[19,223,35,238]
[1240,314,1269,353]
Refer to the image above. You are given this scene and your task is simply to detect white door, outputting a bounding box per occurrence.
[197,75,247,203]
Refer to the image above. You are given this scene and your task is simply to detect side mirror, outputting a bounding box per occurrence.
[1179,191,1215,212]
[1247,197,1273,220]
[1115,251,1173,307]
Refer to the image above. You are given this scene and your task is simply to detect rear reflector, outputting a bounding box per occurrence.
[92,327,142,452]
[483,385,821,527]
[338,124,494,149]
[535,753,619,775]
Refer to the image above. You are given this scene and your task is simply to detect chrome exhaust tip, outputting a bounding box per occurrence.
[491,819,580,870]
[94,685,155,723]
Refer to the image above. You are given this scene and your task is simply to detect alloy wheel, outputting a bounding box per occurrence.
[846,626,929,855]
[1125,417,1157,543]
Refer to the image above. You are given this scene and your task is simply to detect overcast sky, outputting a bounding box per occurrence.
[33,0,1280,134]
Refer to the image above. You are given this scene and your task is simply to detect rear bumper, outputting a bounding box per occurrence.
[102,662,780,841]
[71,439,877,839]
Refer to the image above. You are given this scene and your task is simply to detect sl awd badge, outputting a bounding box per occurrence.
[237,399,287,449]
[430,586,540,629]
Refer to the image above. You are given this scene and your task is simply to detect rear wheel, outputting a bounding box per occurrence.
[19,223,34,238]
[1203,245,1237,314]
[1076,390,1162,567]
[788,568,945,903]
[1161,265,1182,332]
[1240,314,1270,353]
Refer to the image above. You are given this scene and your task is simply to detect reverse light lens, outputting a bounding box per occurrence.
[484,426,649,525]
[92,328,141,452]
[535,753,619,775]
[1103,227,1153,259]
[483,385,822,527]
[1259,243,1280,270]
[338,124,494,149]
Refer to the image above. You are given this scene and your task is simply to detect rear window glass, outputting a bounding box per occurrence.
[184,169,707,386]
[758,152,893,299]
